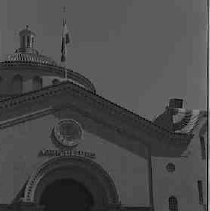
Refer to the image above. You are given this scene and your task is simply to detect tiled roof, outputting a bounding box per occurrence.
[4,51,57,66]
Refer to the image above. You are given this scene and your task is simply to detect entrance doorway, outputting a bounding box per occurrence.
[40,178,94,211]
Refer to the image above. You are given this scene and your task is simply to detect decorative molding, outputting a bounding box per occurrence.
[23,156,119,207]
[52,119,83,148]
[0,107,56,129]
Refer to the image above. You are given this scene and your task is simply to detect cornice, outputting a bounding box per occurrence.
[0,81,192,149]
[0,107,56,130]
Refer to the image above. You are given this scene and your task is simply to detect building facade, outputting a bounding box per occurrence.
[0,27,207,211]
[153,100,207,211]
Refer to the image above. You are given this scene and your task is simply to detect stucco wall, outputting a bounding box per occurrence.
[0,112,150,206]
[152,117,207,211]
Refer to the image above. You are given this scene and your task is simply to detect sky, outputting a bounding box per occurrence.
[0,0,207,120]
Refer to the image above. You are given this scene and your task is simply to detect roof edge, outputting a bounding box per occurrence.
[0,81,191,144]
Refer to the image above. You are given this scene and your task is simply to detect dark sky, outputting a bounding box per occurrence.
[0,0,207,120]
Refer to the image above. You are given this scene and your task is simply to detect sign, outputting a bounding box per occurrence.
[39,149,96,159]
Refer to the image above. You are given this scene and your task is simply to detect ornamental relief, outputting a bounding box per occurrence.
[51,119,83,149]
[38,118,96,159]
[23,156,119,204]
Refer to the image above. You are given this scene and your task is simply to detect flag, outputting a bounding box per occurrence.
[61,19,70,62]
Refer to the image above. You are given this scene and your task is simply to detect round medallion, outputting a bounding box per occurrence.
[166,163,175,173]
[52,119,82,149]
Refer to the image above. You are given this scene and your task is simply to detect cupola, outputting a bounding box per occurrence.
[0,26,96,99]
[18,25,36,53]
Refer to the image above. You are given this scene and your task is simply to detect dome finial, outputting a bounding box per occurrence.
[18,25,36,52]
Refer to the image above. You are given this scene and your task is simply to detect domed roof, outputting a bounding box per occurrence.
[2,25,57,66]
[5,51,57,66]
[0,26,96,93]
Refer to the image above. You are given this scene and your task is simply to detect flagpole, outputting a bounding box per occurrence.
[64,6,67,81]
[61,6,68,81]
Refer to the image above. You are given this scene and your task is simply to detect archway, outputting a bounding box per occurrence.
[24,156,119,210]
[40,178,94,211]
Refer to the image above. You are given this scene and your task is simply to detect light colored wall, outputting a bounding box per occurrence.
[0,112,150,206]
[152,117,207,211]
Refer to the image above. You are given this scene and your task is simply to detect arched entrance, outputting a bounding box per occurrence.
[40,178,94,211]
[24,156,119,210]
